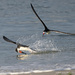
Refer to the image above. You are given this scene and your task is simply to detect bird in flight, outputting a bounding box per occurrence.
[31,3,75,35]
[3,36,36,54]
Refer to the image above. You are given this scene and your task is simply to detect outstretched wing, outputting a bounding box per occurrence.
[3,36,16,44]
[51,30,75,35]
[3,36,29,47]
[31,3,49,30]
[31,4,75,35]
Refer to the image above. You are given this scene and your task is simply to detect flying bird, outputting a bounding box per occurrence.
[31,3,75,35]
[3,36,36,54]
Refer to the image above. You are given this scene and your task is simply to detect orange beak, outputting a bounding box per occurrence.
[19,50,26,54]
[19,51,22,53]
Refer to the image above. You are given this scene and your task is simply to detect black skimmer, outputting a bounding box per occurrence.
[3,36,36,54]
[31,3,75,35]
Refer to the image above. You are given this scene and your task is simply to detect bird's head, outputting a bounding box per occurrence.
[43,32,45,35]
[43,30,50,35]
[15,48,18,53]
[15,48,26,54]
[15,48,22,53]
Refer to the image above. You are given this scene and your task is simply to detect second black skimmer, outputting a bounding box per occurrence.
[31,3,75,36]
[3,36,36,54]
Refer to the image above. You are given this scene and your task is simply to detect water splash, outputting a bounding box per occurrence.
[16,34,59,51]
[31,39,58,51]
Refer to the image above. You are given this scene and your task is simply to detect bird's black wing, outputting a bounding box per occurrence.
[31,3,49,30]
[51,30,75,35]
[3,36,29,47]
[31,4,75,35]
[3,36,16,44]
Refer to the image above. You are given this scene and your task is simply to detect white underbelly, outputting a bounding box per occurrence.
[17,47,36,53]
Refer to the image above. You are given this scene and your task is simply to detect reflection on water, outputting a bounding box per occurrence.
[17,54,30,60]
[16,50,60,60]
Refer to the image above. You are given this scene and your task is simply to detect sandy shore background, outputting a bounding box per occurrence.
[0,69,75,75]
[21,69,75,75]
[28,70,75,75]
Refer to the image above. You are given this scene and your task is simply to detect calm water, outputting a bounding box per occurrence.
[0,0,75,73]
